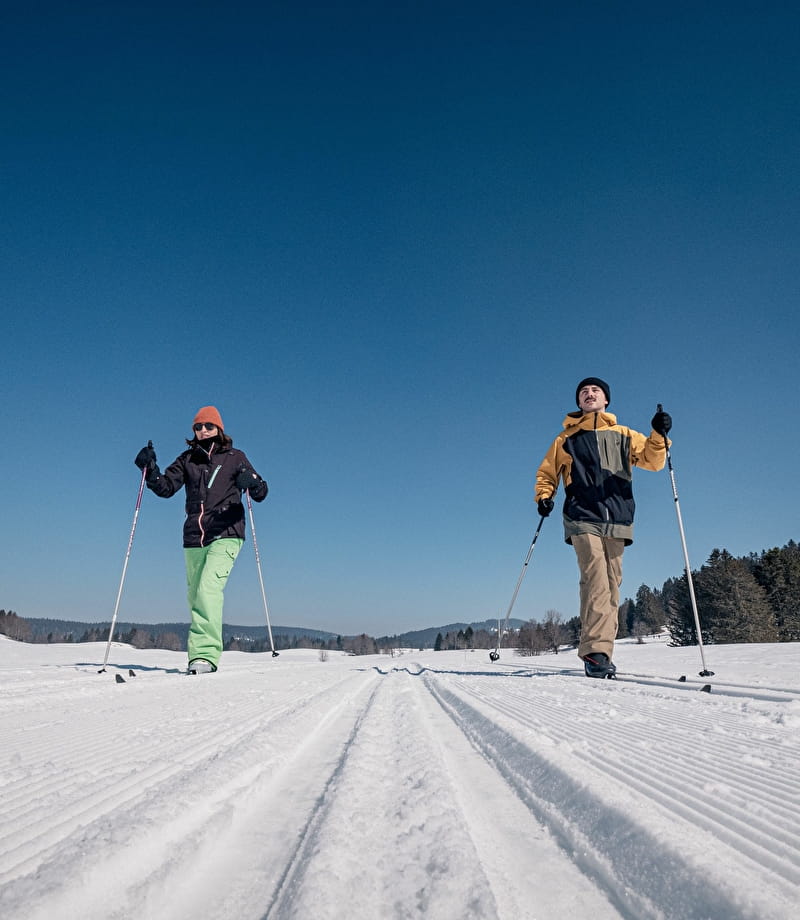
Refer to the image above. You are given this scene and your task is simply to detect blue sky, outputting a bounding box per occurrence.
[3,2,798,637]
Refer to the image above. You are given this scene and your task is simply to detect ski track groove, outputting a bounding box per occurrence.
[0,693,276,825]
[469,681,800,820]
[569,747,800,882]
[170,666,615,920]
[457,674,797,790]
[110,668,384,920]
[0,667,373,894]
[259,680,385,919]
[448,677,800,843]
[424,676,793,920]
[253,665,624,919]
[260,669,502,919]
[424,668,800,905]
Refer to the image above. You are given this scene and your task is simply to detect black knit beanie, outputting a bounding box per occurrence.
[575,377,611,407]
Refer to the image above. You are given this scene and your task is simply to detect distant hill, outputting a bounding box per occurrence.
[378,618,526,649]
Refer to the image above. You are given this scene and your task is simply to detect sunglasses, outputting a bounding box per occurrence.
[193,422,218,432]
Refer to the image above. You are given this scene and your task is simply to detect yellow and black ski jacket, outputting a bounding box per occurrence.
[535,410,668,545]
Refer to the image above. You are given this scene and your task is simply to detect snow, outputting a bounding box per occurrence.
[1,635,799,920]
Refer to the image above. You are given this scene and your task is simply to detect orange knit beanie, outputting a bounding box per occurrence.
[193,406,224,430]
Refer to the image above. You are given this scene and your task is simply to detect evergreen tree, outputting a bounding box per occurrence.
[620,597,635,637]
[699,549,778,643]
[753,541,800,641]
[632,585,666,637]
[434,632,443,651]
[668,550,778,645]
[0,610,32,642]
[563,616,581,647]
[665,574,698,647]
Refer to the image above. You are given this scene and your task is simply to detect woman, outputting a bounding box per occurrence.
[134,406,268,674]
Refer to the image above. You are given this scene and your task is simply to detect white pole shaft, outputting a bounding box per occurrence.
[246,491,276,653]
[101,465,148,669]
[496,517,544,651]
[666,453,712,674]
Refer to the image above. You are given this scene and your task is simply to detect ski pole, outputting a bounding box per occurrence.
[99,446,150,673]
[657,404,714,677]
[490,516,545,662]
[245,489,279,658]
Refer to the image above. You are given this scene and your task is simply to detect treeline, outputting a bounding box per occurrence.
[108,629,359,655]
[0,610,32,641]
[434,541,800,655]
[433,625,497,651]
[0,617,187,649]
[0,613,413,657]
[642,541,800,645]
[515,541,800,654]
[226,632,367,655]
[3,541,798,653]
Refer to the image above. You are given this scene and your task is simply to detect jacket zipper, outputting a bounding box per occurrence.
[593,413,610,520]
[197,445,219,547]
[207,463,222,489]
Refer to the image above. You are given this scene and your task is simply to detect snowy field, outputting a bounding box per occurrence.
[1,635,798,920]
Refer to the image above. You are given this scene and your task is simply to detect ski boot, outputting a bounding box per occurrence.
[582,652,617,679]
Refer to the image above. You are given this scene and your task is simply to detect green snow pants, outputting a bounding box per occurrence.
[184,538,243,668]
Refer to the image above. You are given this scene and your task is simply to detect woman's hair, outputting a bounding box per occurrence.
[186,432,233,449]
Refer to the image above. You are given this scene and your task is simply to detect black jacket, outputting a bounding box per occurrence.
[147,442,267,547]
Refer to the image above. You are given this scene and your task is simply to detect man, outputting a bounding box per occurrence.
[535,378,671,678]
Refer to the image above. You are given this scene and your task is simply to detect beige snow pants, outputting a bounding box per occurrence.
[572,532,625,660]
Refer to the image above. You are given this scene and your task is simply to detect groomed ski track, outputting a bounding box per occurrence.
[1,643,798,920]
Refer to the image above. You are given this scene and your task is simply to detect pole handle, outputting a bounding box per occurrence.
[655,403,671,455]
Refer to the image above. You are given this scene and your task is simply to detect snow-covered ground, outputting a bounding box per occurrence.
[1,635,798,920]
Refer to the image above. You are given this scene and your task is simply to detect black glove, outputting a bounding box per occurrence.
[236,469,262,492]
[134,442,157,471]
[537,497,555,517]
[651,410,672,436]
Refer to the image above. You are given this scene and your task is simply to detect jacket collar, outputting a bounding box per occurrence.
[562,409,617,431]
[191,440,228,463]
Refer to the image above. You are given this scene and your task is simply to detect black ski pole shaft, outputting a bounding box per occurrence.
[491,516,545,661]
[245,490,279,657]
[100,447,150,672]
[657,405,714,677]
